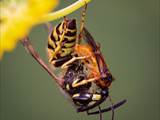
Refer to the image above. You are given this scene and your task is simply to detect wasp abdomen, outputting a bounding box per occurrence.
[47,19,77,67]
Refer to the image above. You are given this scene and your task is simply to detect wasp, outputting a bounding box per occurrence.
[62,27,127,120]
[63,60,126,120]
[21,3,126,120]
[46,3,112,87]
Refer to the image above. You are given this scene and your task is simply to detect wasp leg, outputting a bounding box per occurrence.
[78,1,88,43]
[108,95,114,120]
[98,106,102,120]
[72,77,100,88]
[51,55,72,67]
[61,56,90,69]
[87,99,127,115]
[21,37,63,87]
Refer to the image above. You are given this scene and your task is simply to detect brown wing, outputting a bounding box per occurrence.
[82,27,114,82]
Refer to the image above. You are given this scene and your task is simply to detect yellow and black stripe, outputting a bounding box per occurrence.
[47,19,77,67]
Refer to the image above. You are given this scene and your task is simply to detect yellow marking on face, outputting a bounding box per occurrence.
[72,93,80,98]
[66,84,70,90]
[92,94,101,101]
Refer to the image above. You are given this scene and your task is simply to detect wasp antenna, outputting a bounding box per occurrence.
[87,99,127,115]
[21,37,63,87]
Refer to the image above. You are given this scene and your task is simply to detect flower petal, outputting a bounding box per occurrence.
[0,0,59,58]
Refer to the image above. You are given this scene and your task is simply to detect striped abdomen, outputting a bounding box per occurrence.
[47,19,77,67]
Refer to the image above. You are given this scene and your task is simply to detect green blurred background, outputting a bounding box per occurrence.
[0,0,159,120]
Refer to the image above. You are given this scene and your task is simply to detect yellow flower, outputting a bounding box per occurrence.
[0,0,59,58]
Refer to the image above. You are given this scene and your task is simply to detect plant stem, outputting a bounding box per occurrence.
[39,0,91,23]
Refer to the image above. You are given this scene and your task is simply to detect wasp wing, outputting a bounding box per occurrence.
[82,27,114,81]
[82,27,100,52]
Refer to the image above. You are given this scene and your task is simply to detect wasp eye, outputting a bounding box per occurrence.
[107,75,112,81]
[101,89,108,96]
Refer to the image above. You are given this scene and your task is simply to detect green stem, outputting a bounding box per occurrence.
[39,0,91,23]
